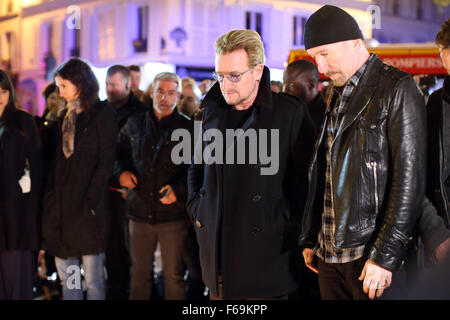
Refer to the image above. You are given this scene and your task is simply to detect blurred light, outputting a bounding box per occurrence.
[269,67,284,82]
[91,62,176,100]
[21,0,41,7]
[90,65,108,101]
[365,38,380,47]
[141,62,176,91]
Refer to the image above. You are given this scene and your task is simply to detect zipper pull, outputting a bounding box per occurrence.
[367,161,377,168]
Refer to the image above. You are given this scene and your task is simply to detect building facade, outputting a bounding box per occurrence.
[372,0,449,43]
[0,0,446,114]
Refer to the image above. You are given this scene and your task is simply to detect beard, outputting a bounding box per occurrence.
[221,81,258,108]
[108,92,129,107]
[222,89,240,106]
[326,70,349,87]
[155,100,176,116]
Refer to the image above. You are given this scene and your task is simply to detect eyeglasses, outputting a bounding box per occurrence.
[156,90,178,99]
[212,66,256,83]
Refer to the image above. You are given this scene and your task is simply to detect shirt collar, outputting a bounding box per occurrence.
[347,53,375,87]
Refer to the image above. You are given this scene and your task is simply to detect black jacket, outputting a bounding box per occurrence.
[187,66,316,299]
[107,92,149,188]
[426,75,450,228]
[42,101,118,258]
[0,110,43,252]
[111,92,149,133]
[416,196,450,262]
[115,108,192,224]
[299,55,427,272]
[308,93,326,134]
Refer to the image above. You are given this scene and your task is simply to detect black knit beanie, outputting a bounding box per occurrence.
[304,5,364,50]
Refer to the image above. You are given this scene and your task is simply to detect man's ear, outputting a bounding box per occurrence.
[354,39,363,49]
[254,64,264,80]
[176,92,182,102]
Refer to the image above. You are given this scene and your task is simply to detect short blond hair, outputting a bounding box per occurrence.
[214,29,266,67]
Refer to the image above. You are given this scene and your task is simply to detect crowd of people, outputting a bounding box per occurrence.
[0,5,449,300]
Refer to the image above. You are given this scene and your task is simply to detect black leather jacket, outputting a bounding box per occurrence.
[299,55,427,272]
[115,108,193,224]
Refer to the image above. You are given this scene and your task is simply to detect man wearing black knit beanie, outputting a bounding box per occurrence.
[299,5,427,300]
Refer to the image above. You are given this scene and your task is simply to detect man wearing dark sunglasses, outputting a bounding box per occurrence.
[187,29,316,299]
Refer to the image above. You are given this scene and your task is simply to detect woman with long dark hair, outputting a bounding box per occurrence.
[42,58,117,300]
[0,70,43,299]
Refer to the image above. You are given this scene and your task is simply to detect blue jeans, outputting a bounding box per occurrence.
[55,253,106,300]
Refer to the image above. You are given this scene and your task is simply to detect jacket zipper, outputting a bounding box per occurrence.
[367,161,379,214]
[330,101,372,218]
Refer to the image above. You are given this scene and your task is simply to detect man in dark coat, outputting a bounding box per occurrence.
[116,72,193,300]
[187,29,316,299]
[104,65,148,300]
[283,59,326,134]
[299,5,426,300]
[424,18,450,262]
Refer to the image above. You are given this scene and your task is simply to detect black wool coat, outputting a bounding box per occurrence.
[187,67,317,299]
[42,101,118,258]
[0,109,43,252]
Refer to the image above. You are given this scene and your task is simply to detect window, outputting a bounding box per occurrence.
[63,15,80,58]
[392,0,400,16]
[416,0,423,20]
[70,28,80,57]
[46,22,53,54]
[41,21,56,77]
[7,0,13,14]
[245,11,263,38]
[188,0,221,57]
[133,5,148,53]
[293,15,307,46]
[98,9,115,60]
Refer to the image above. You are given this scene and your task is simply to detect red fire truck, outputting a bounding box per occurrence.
[288,43,446,77]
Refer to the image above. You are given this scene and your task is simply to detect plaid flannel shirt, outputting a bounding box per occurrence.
[314,54,375,263]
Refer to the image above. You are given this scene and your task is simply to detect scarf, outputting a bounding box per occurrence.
[62,99,81,158]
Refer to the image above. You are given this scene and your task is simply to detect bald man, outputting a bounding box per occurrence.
[283,59,326,133]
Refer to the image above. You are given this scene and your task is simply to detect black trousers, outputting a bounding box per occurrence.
[104,190,130,299]
[183,224,206,300]
[317,257,369,300]
[0,251,36,300]
[210,275,288,300]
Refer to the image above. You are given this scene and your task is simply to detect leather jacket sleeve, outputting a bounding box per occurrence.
[368,76,427,271]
